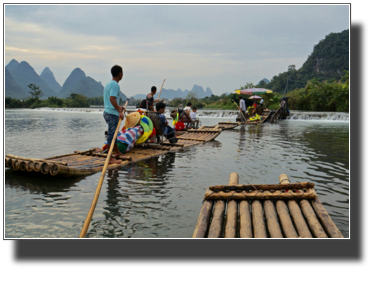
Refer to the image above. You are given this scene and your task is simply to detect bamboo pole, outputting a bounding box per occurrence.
[12,160,20,171]
[311,197,343,238]
[207,200,226,238]
[224,172,239,238]
[26,161,35,172]
[300,199,327,238]
[43,148,97,160]
[157,79,166,101]
[204,188,317,200]
[275,200,299,238]
[6,154,68,166]
[279,174,312,238]
[6,158,12,168]
[239,199,252,238]
[79,101,128,238]
[192,188,214,238]
[40,162,51,175]
[252,200,267,238]
[232,99,247,122]
[263,195,283,238]
[19,161,27,171]
[209,182,314,191]
[33,162,41,172]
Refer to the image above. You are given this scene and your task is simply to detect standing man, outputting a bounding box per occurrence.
[103,65,125,164]
[238,96,246,122]
[146,86,159,111]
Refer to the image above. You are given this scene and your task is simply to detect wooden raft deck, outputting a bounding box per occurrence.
[5,128,222,177]
[192,173,343,238]
[206,122,240,130]
[240,109,271,125]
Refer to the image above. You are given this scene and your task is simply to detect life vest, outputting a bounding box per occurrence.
[136,115,153,144]
[249,113,261,121]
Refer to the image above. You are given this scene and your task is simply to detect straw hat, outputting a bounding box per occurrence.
[124,112,141,129]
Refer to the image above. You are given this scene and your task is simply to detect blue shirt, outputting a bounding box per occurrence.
[157,112,168,134]
[103,80,120,116]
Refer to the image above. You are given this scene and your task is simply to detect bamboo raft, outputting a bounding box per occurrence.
[192,173,343,238]
[5,128,222,177]
[206,121,240,130]
[240,109,271,125]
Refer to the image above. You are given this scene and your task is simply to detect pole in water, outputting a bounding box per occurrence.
[79,100,129,238]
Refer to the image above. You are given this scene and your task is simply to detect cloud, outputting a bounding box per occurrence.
[4,4,349,95]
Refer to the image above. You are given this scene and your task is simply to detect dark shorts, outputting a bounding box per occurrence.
[103,111,119,145]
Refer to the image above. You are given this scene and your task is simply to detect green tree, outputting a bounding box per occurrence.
[27,84,43,100]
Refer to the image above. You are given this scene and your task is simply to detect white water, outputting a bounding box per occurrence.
[33,107,349,121]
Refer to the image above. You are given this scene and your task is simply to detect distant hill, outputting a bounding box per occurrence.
[263,29,349,93]
[6,60,56,98]
[6,59,19,73]
[5,67,27,99]
[132,84,213,100]
[66,76,126,100]
[58,68,86,98]
[40,67,61,93]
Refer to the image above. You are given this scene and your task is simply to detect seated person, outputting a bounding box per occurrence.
[190,106,199,127]
[156,102,177,143]
[183,102,192,116]
[102,125,144,164]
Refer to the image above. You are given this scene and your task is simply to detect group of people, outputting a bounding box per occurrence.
[102,65,180,163]
[237,96,264,122]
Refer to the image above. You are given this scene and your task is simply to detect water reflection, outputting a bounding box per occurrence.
[87,153,178,238]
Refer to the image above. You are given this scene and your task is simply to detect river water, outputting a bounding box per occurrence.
[4,108,349,238]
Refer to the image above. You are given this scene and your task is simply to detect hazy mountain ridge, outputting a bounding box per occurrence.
[40,67,62,93]
[5,67,27,99]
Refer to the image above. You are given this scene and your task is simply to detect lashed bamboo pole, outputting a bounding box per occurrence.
[209,182,314,191]
[19,161,27,171]
[263,193,283,238]
[279,174,312,238]
[192,188,214,238]
[6,158,12,168]
[157,79,166,102]
[26,161,35,172]
[311,197,343,238]
[6,154,68,166]
[40,162,51,175]
[12,160,20,171]
[252,200,267,238]
[275,200,299,238]
[204,188,317,200]
[207,200,226,238]
[79,101,128,238]
[224,172,239,238]
[300,199,327,238]
[239,199,252,238]
[33,162,41,172]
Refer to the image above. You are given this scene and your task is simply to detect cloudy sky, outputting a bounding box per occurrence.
[4,4,349,97]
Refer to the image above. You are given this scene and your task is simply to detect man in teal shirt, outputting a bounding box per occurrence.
[103,65,126,164]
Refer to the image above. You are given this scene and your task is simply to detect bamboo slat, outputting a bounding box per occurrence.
[252,200,267,238]
[204,188,317,200]
[192,197,213,238]
[6,154,68,166]
[26,161,35,172]
[279,174,312,238]
[207,200,226,238]
[311,197,343,238]
[239,200,252,238]
[300,199,328,238]
[12,160,20,171]
[275,200,299,238]
[19,161,27,171]
[209,182,314,191]
[263,197,283,238]
[224,172,239,238]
